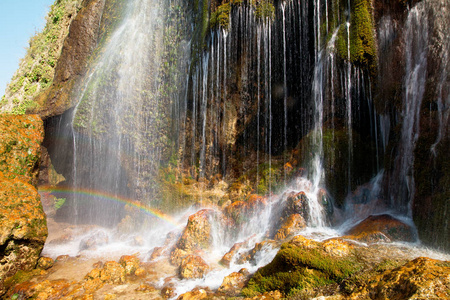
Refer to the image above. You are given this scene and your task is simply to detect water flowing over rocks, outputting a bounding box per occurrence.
[0,0,450,298]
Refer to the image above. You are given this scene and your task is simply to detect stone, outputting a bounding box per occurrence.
[274,214,306,240]
[220,242,244,267]
[344,214,415,243]
[119,255,140,276]
[282,191,310,219]
[217,269,249,296]
[161,285,176,299]
[0,117,47,297]
[171,209,214,265]
[177,288,209,299]
[79,230,109,251]
[361,257,450,299]
[237,240,277,265]
[37,257,54,270]
[179,255,210,279]
[100,261,126,284]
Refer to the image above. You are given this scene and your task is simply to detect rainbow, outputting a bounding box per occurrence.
[38,186,179,227]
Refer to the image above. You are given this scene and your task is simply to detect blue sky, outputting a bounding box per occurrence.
[0,0,54,96]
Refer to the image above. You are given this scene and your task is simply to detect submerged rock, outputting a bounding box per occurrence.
[79,230,109,251]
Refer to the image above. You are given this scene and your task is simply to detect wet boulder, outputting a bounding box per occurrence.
[179,255,210,279]
[177,287,210,299]
[344,214,416,243]
[270,191,309,238]
[274,214,307,241]
[171,209,215,265]
[220,242,245,267]
[217,268,250,296]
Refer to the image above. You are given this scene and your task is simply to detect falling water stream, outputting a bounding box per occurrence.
[41,0,450,298]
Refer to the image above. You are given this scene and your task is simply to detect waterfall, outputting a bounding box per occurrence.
[389,2,428,215]
[46,0,191,226]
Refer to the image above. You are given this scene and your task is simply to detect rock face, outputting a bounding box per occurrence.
[35,0,107,118]
[0,115,47,296]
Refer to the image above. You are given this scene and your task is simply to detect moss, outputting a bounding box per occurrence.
[210,0,274,30]
[242,240,361,296]
[336,0,377,76]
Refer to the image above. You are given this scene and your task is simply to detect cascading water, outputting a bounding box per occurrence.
[388,2,428,215]
[37,0,450,298]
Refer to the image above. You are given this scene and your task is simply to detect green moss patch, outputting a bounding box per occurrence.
[242,238,362,297]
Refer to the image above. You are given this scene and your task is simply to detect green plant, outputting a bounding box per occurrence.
[54,197,66,210]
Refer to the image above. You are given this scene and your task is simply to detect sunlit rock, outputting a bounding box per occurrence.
[237,240,278,265]
[177,287,210,300]
[99,261,126,284]
[344,214,415,243]
[171,209,214,265]
[358,257,450,299]
[179,255,210,279]
[218,268,249,296]
[161,284,176,299]
[274,214,306,241]
[119,255,140,276]
[0,115,46,296]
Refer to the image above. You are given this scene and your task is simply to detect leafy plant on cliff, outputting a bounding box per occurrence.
[0,0,82,114]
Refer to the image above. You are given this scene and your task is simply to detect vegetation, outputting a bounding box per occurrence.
[0,0,83,114]
[242,239,362,297]
[336,0,377,75]
[210,0,275,30]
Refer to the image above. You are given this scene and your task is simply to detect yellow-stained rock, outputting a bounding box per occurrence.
[119,255,140,276]
[179,255,210,279]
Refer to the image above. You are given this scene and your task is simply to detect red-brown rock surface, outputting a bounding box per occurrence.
[344,214,415,243]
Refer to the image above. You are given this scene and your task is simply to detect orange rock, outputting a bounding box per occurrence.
[136,283,156,292]
[100,261,126,284]
[37,257,54,270]
[344,214,415,243]
[363,257,450,299]
[274,213,306,240]
[171,209,214,265]
[218,269,249,296]
[119,255,140,276]
[177,288,209,299]
[220,242,244,267]
[179,255,210,279]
